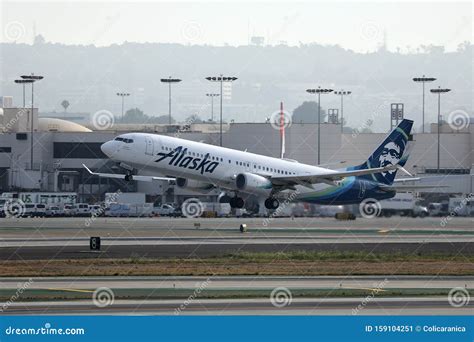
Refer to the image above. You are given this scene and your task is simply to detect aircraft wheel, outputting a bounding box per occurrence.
[265,198,279,210]
[235,197,245,209]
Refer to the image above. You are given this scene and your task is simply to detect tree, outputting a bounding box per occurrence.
[184,114,204,124]
[123,108,148,123]
[292,101,327,124]
[61,100,70,112]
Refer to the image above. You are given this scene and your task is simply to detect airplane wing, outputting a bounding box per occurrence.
[379,184,449,191]
[83,164,175,183]
[269,164,399,187]
[381,176,450,191]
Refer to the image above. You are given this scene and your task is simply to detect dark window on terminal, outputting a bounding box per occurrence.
[53,142,106,159]
[16,133,27,140]
[0,147,11,153]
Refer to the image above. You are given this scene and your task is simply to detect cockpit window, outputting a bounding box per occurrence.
[114,137,134,143]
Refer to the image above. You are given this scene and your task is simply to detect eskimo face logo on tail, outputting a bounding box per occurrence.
[155,146,219,174]
[378,142,402,176]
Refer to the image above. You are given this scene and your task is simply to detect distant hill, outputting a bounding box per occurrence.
[1,41,471,132]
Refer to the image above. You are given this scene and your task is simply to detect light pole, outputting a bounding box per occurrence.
[20,74,43,170]
[160,77,182,125]
[333,90,351,132]
[116,92,130,123]
[430,86,451,173]
[306,86,333,165]
[14,79,32,107]
[413,75,436,133]
[205,75,238,146]
[206,93,220,122]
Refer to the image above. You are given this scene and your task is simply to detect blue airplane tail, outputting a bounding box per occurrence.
[349,119,414,185]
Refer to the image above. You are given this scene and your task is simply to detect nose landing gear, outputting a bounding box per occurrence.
[264,197,279,210]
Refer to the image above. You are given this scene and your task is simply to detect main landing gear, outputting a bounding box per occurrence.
[264,197,279,210]
[229,196,245,209]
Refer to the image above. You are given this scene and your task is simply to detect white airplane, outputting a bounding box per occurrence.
[85,119,422,210]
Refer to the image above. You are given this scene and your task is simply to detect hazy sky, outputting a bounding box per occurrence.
[1,1,472,52]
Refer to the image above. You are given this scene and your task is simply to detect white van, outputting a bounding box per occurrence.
[74,203,90,216]
[63,204,75,217]
[23,204,46,217]
[45,205,64,217]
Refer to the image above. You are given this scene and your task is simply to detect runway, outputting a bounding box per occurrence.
[2,275,473,290]
[3,298,472,315]
[1,217,473,260]
[1,276,472,315]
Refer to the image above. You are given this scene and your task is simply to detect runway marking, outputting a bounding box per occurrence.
[45,288,94,293]
[339,286,387,292]
[378,229,390,233]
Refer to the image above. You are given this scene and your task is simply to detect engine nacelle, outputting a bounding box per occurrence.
[176,178,214,193]
[236,173,272,194]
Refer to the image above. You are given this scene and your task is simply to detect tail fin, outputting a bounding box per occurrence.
[350,119,414,185]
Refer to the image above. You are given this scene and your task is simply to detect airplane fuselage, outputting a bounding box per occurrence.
[100,133,396,205]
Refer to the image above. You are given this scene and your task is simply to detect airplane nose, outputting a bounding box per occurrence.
[101,141,115,157]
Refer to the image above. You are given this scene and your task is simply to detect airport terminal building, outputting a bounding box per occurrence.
[0,104,472,204]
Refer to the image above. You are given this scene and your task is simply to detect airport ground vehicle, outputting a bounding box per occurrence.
[153,203,176,216]
[73,203,90,216]
[23,204,46,217]
[89,204,104,217]
[63,204,75,217]
[45,205,64,217]
[1,192,77,206]
[200,202,231,217]
[428,203,444,217]
[318,205,345,217]
[378,193,428,217]
[105,203,153,217]
[448,196,474,216]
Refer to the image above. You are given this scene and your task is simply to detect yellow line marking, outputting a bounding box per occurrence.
[378,229,390,233]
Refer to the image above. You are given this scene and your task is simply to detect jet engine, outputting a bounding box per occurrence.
[176,178,214,193]
[235,173,272,195]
